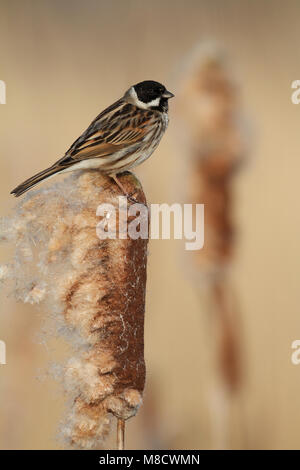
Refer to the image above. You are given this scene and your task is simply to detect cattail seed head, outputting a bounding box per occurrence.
[0,170,148,448]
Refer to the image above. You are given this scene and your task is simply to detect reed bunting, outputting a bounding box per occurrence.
[11,80,174,198]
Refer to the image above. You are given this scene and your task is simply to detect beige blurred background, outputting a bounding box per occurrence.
[1,0,300,449]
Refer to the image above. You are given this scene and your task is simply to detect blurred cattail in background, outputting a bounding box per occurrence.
[175,44,248,449]
[0,171,148,449]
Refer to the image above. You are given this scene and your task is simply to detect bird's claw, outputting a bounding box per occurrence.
[126,192,147,207]
[126,192,140,204]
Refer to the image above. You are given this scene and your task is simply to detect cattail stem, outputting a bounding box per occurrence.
[117,418,125,450]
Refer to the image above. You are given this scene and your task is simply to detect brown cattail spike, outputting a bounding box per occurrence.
[0,170,149,449]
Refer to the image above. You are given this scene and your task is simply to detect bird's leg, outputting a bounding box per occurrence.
[110,174,129,195]
[110,174,139,204]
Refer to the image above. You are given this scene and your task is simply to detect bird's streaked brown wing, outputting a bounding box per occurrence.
[11,97,161,198]
[57,100,158,165]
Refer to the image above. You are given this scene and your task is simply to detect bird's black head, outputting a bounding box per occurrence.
[127,80,174,112]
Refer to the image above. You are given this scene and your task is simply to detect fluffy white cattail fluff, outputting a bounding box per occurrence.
[0,170,148,449]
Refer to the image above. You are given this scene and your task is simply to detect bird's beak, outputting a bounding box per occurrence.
[162,90,175,99]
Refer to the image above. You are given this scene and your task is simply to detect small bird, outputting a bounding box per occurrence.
[11,80,174,198]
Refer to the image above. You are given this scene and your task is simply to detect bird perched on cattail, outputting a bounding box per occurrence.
[11,80,174,198]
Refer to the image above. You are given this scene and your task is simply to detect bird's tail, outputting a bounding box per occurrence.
[10,165,63,197]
